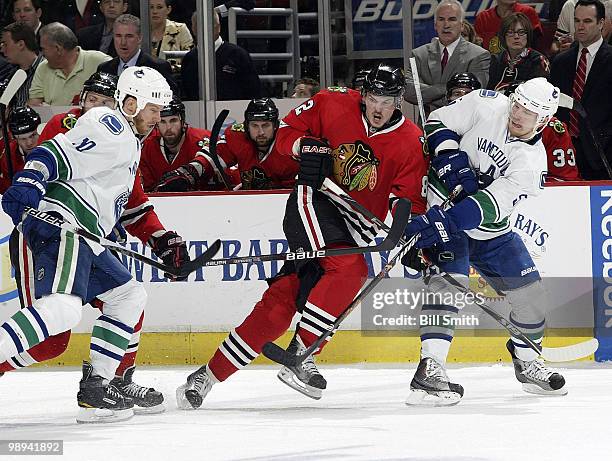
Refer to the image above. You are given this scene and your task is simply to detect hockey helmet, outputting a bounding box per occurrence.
[510,78,559,134]
[244,98,279,123]
[446,72,481,100]
[160,96,186,121]
[8,106,41,136]
[82,72,118,99]
[361,63,405,99]
[115,66,173,117]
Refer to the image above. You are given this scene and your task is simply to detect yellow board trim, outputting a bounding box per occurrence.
[28,328,594,368]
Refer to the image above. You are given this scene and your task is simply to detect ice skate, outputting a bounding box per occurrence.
[176,365,216,410]
[76,361,134,424]
[405,357,464,406]
[110,366,165,414]
[277,336,327,400]
[506,340,567,396]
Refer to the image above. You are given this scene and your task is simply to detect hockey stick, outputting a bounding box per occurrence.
[439,273,598,362]
[558,93,612,179]
[323,178,598,361]
[20,206,221,278]
[206,109,233,189]
[0,69,27,179]
[202,197,411,266]
[409,57,427,126]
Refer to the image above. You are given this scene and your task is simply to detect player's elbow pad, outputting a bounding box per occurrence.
[24,147,58,181]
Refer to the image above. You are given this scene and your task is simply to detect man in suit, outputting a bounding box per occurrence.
[77,0,128,58]
[97,13,177,94]
[405,0,490,114]
[550,0,612,179]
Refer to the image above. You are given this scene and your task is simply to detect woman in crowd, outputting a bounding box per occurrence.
[487,12,549,92]
[149,0,193,71]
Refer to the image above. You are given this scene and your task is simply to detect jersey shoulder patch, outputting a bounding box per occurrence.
[326,86,348,93]
[62,113,78,131]
[98,113,124,135]
[549,119,566,134]
[231,122,245,132]
[479,89,498,98]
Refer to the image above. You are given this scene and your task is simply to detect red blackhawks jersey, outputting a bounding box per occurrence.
[0,138,26,194]
[38,109,165,243]
[140,126,214,192]
[542,117,581,182]
[275,88,428,244]
[194,122,299,189]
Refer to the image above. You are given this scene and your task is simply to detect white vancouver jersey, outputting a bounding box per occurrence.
[425,89,547,240]
[37,107,140,237]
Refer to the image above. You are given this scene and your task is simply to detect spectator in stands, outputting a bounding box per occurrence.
[181,9,261,101]
[555,0,612,52]
[1,22,44,107]
[12,0,42,39]
[487,13,549,91]
[405,0,490,114]
[28,22,110,106]
[97,14,177,93]
[550,0,612,179]
[291,78,319,98]
[461,19,483,46]
[149,0,193,71]
[475,0,543,54]
[77,0,128,57]
[48,0,103,32]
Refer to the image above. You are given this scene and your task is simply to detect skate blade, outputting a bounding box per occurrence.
[277,367,322,400]
[405,389,462,407]
[134,403,166,415]
[175,384,201,410]
[521,383,568,396]
[76,406,134,424]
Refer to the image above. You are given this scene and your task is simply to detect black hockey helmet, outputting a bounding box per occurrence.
[9,106,41,136]
[81,72,118,99]
[244,98,279,123]
[361,63,405,98]
[499,81,522,97]
[446,72,481,99]
[160,95,186,121]
[351,67,372,90]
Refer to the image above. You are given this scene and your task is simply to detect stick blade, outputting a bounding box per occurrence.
[541,338,599,362]
[0,69,27,106]
[262,342,297,367]
[377,198,411,251]
[177,239,222,277]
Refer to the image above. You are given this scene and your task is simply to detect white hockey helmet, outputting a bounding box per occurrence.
[510,78,560,135]
[115,66,173,118]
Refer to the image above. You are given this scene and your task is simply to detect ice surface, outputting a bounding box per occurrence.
[1,364,610,461]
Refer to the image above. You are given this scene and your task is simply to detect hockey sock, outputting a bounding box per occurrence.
[208,273,300,381]
[89,314,134,380]
[0,330,71,372]
[296,251,367,350]
[0,306,53,362]
[509,314,544,362]
[419,304,459,364]
[115,311,144,377]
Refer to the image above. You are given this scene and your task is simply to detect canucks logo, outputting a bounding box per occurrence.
[332,141,379,191]
[99,113,124,135]
[113,190,130,223]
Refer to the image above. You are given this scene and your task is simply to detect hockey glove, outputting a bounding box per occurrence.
[156,163,200,192]
[296,136,333,190]
[1,170,47,225]
[431,150,478,197]
[404,206,457,249]
[400,247,428,272]
[151,231,191,281]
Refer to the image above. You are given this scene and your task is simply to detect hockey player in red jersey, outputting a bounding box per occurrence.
[139,97,221,191]
[0,107,41,193]
[541,117,581,181]
[2,71,189,414]
[155,98,299,191]
[175,63,428,408]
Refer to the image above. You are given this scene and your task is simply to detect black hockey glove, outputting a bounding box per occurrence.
[151,231,191,281]
[155,163,200,192]
[296,136,333,190]
[401,247,428,272]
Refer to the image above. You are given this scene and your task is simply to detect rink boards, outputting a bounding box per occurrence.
[0,183,609,364]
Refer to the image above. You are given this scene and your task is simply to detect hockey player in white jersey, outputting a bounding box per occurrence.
[0,66,172,423]
[402,78,567,405]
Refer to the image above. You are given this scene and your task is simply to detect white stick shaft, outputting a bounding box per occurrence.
[0,69,27,106]
[409,57,427,126]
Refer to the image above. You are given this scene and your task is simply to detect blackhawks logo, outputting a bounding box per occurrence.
[231,122,245,132]
[332,140,379,191]
[62,113,78,131]
[241,166,271,190]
